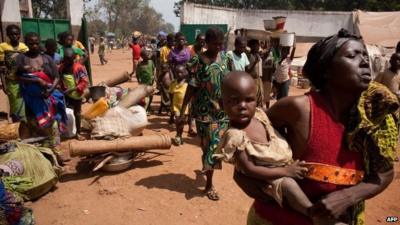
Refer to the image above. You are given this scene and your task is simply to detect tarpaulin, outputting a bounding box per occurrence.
[355,10,400,47]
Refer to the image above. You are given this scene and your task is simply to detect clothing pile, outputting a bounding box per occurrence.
[0,140,62,225]
[81,85,149,139]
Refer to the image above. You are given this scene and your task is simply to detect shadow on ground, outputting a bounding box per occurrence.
[60,156,165,183]
[135,170,206,200]
[146,116,174,132]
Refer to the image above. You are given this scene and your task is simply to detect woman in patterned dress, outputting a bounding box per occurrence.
[178,27,231,201]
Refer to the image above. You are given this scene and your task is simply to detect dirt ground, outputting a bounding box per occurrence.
[1,48,399,225]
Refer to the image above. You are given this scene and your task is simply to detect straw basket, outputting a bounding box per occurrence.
[0,122,20,142]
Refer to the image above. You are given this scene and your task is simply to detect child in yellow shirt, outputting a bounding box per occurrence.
[169,65,189,145]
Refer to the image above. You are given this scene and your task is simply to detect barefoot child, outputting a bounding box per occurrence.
[59,48,89,140]
[136,49,155,113]
[169,65,194,145]
[157,63,172,115]
[215,71,344,225]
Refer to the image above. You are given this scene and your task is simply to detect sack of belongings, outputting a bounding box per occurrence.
[91,105,147,139]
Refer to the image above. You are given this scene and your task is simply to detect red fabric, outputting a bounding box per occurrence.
[253,91,364,225]
[33,71,52,84]
[72,63,89,95]
[59,62,89,95]
[129,43,141,60]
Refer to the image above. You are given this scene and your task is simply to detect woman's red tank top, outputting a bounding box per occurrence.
[253,91,364,225]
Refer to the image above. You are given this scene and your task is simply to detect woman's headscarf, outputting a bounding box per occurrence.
[303,29,363,89]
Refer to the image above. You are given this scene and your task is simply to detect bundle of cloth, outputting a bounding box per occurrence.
[0,156,35,225]
[347,81,399,175]
[0,177,34,225]
[0,141,61,201]
[19,71,67,132]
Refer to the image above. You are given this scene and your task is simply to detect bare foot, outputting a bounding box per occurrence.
[188,129,197,137]
[76,134,86,141]
[173,137,183,146]
[205,186,220,201]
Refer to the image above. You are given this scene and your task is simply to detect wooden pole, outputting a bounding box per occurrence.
[69,134,171,157]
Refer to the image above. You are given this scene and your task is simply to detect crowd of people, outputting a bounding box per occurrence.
[0,25,89,157]
[124,27,399,225]
[0,23,399,225]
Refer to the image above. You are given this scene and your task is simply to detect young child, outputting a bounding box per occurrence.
[57,31,86,64]
[136,49,155,113]
[59,48,89,140]
[158,63,172,115]
[168,65,193,145]
[45,38,62,65]
[215,71,344,225]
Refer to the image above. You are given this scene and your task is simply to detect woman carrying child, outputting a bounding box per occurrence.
[215,71,339,225]
[16,32,66,156]
[231,29,397,225]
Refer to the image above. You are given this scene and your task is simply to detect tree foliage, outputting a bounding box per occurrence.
[31,0,174,36]
[174,0,400,15]
[31,0,67,19]
[86,0,175,37]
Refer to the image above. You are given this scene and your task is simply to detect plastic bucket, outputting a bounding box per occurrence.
[263,19,275,30]
[273,16,286,30]
[89,86,106,102]
[279,32,295,47]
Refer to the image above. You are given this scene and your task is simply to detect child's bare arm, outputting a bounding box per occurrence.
[235,150,308,181]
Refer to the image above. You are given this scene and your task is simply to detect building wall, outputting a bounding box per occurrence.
[19,0,33,18]
[66,0,84,40]
[1,0,22,23]
[67,0,83,26]
[182,3,355,39]
[1,0,22,42]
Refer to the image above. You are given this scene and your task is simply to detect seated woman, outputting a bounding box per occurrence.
[234,29,397,225]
